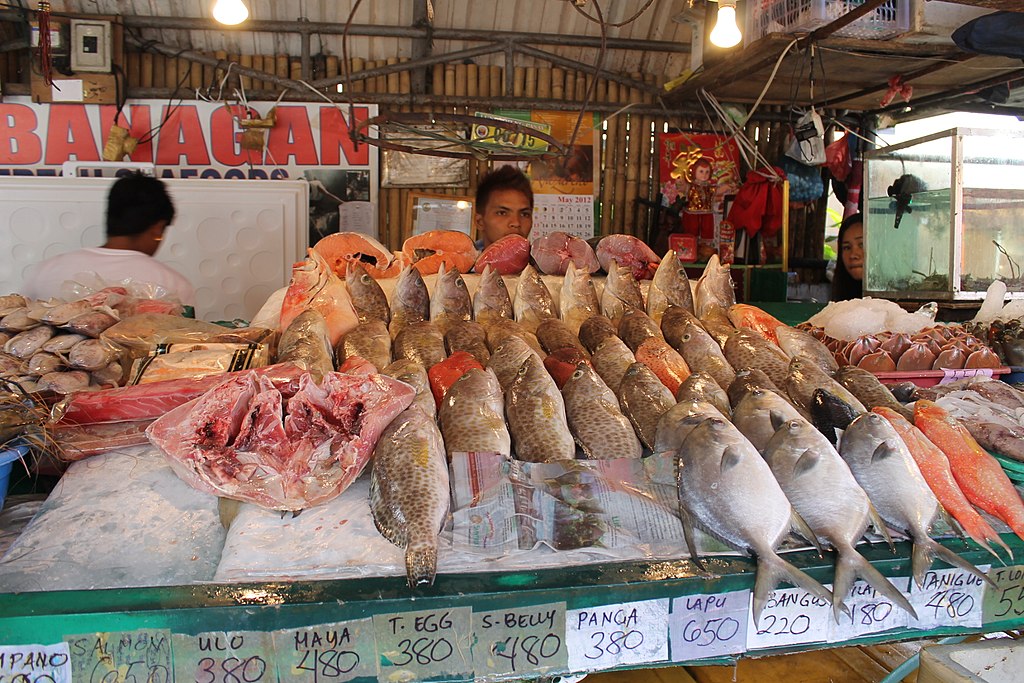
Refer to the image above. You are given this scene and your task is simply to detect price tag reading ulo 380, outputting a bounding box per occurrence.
[373,607,473,682]
[566,599,669,672]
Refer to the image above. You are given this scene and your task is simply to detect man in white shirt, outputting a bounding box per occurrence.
[21,173,195,305]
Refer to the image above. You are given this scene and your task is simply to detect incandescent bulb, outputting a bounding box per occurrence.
[213,0,249,25]
[710,4,742,49]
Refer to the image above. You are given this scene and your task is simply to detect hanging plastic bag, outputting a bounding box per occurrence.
[824,135,851,182]
[779,156,824,204]
[786,109,826,166]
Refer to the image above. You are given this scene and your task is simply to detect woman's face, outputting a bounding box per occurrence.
[841,222,864,281]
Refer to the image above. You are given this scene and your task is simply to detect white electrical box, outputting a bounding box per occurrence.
[70,19,111,73]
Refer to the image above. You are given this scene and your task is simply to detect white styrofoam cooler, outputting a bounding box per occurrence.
[0,177,308,321]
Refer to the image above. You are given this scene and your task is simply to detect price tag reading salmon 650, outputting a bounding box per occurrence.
[373,607,473,682]
[0,643,72,683]
[64,630,172,683]
[272,620,378,683]
[669,591,749,661]
[171,631,275,683]
[473,603,568,679]
[566,599,670,672]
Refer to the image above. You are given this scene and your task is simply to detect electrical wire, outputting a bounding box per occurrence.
[564,0,608,152]
[569,0,657,28]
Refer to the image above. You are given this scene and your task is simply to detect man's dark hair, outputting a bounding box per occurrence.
[475,165,533,213]
[106,172,175,237]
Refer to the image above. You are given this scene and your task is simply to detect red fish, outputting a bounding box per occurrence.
[543,347,590,389]
[474,234,530,275]
[531,231,601,275]
[403,230,478,275]
[596,234,660,280]
[313,231,394,278]
[727,304,785,346]
[427,351,484,407]
[635,337,691,394]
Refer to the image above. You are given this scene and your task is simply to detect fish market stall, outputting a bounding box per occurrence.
[2,237,1024,683]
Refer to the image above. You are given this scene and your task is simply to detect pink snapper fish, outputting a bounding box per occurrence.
[281,248,359,346]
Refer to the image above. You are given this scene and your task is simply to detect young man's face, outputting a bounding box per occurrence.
[475,188,533,247]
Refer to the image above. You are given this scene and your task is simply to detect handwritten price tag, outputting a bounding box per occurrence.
[373,607,473,682]
[64,630,171,683]
[0,643,72,683]
[669,591,749,661]
[272,620,377,683]
[745,587,832,651]
[827,577,911,642]
[908,566,989,630]
[984,565,1024,624]
[566,599,669,672]
[171,631,275,683]
[473,603,567,679]
[940,368,994,384]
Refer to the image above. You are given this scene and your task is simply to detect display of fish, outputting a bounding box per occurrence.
[474,234,531,275]
[444,319,490,365]
[590,335,636,395]
[873,406,1010,560]
[647,251,694,324]
[62,309,120,339]
[5,325,55,359]
[775,325,838,374]
[427,351,484,407]
[835,366,912,420]
[635,337,690,394]
[487,333,542,390]
[560,264,601,335]
[936,392,1024,463]
[700,304,737,349]
[345,262,391,325]
[505,355,575,462]
[728,304,785,345]
[438,367,510,458]
[280,249,359,346]
[663,308,736,392]
[41,333,87,354]
[618,308,663,353]
[600,260,644,327]
[473,265,514,324]
[383,359,435,419]
[0,307,41,332]
[733,388,805,452]
[537,318,589,357]
[810,388,862,446]
[33,299,94,326]
[429,261,473,330]
[676,416,833,624]
[389,265,431,338]
[675,371,731,419]
[727,368,783,408]
[595,234,660,280]
[617,361,675,450]
[724,328,790,390]
[578,314,618,354]
[532,231,601,275]
[694,254,736,318]
[653,400,723,456]
[339,319,392,373]
[483,317,543,355]
[839,412,992,588]
[277,309,335,381]
[915,400,1024,541]
[763,416,914,620]
[392,321,447,370]
[512,264,557,333]
[561,362,642,460]
[786,357,866,416]
[370,404,450,586]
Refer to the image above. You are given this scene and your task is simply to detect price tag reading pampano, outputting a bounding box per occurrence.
[940,368,995,384]
[827,577,911,642]
[373,607,473,682]
[171,631,275,683]
[745,587,832,651]
[473,603,567,679]
[669,591,749,661]
[566,599,669,672]
[0,643,72,683]
[908,566,989,630]
[983,565,1024,624]
[65,630,172,683]
[272,620,378,683]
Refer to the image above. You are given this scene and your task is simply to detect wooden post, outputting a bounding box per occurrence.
[525,66,537,99]
[239,54,253,93]
[551,67,564,100]
[490,65,502,98]
[513,66,525,98]
[432,63,443,96]
[275,54,289,91]
[399,57,411,95]
[387,56,400,94]
[537,66,551,100]
[455,63,467,98]
[139,52,154,89]
[467,63,478,98]
[444,64,456,97]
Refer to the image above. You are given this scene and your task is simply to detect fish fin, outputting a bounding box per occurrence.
[677,505,705,571]
[753,552,833,627]
[405,537,439,587]
[871,441,897,463]
[720,446,743,473]
[868,503,896,551]
[369,469,408,549]
[769,410,789,432]
[793,448,820,476]
[911,539,933,588]
[791,510,825,557]
[927,538,996,588]
[835,545,917,621]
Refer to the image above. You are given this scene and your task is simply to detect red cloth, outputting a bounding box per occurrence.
[727,166,787,239]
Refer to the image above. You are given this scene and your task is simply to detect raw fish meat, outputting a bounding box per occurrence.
[280,249,359,346]
[313,231,394,278]
[474,235,531,275]
[595,234,660,280]
[403,230,478,275]
[531,231,601,275]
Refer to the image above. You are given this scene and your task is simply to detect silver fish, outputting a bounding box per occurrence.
[4,325,55,359]
[676,416,833,625]
[278,309,335,380]
[647,250,694,323]
[590,335,635,395]
[786,357,866,415]
[389,266,430,338]
[438,367,510,458]
[505,354,575,463]
[512,264,556,333]
[369,405,450,586]
[562,362,641,460]
[67,338,120,372]
[383,359,435,419]
[600,260,643,327]
[675,371,732,419]
[393,321,447,370]
[839,412,992,588]
[617,362,675,450]
[487,333,542,391]
[473,265,514,324]
[444,319,490,365]
[776,325,838,374]
[560,263,600,335]
[694,254,736,318]
[339,319,392,372]
[653,400,724,456]
[430,261,473,330]
[763,417,914,620]
[345,262,391,325]
[733,388,804,452]
[578,315,618,354]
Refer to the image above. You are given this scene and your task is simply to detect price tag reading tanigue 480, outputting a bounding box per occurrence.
[908,566,989,630]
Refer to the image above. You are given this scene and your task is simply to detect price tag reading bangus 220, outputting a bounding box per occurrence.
[473,603,568,679]
[745,587,832,650]
[171,631,276,683]
[566,599,669,672]
[272,619,378,683]
[669,591,750,660]
[373,607,473,682]
[65,630,172,683]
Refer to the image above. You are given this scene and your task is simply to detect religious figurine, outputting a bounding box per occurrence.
[681,157,718,260]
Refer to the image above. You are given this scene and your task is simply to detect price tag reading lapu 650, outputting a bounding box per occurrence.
[566,599,669,672]
[745,587,832,651]
[473,603,567,679]
[171,631,275,683]
[984,565,1024,624]
[373,607,473,682]
[908,566,989,630]
[272,620,377,683]
[64,630,172,683]
[669,591,749,661]
[0,643,72,683]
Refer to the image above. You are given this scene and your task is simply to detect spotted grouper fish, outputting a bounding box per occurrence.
[370,404,450,586]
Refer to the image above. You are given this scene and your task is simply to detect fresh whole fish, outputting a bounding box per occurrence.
[0,308,41,332]
[5,325,55,359]
[590,335,635,395]
[383,359,435,419]
[38,370,91,394]
[389,265,431,338]
[560,263,600,335]
[635,337,690,394]
[472,265,514,324]
[810,388,862,446]
[487,333,542,391]
[665,309,736,392]
[776,325,838,373]
[544,348,589,390]
[617,362,675,450]
[536,318,588,357]
[444,319,490,365]
[370,404,450,586]
[660,305,700,350]
[936,392,1024,462]
[733,388,804,452]
[601,261,643,327]
[694,254,736,318]
[505,355,575,462]
[839,412,992,588]
[618,308,663,353]
[33,299,94,325]
[62,309,119,338]
[482,317,541,353]
[67,338,120,372]
[345,261,391,325]
[653,400,723,456]
[699,304,736,349]
[646,250,694,323]
[561,362,642,460]
[512,264,556,333]
[438,367,510,458]
[873,406,1010,560]
[427,351,483,407]
[42,333,87,354]
[280,249,359,346]
[339,320,392,372]
[724,329,790,389]
[786,357,866,415]
[728,304,785,345]
[578,315,618,354]
[393,321,447,369]
[835,366,912,420]
[278,309,335,380]
[763,417,914,620]
[727,368,782,408]
[675,371,731,419]
[429,261,473,330]
[676,416,833,625]
[0,294,27,311]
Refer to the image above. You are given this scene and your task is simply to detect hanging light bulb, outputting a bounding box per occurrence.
[710,0,742,49]
[212,0,249,25]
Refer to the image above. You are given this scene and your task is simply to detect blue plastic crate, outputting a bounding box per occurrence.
[0,444,28,510]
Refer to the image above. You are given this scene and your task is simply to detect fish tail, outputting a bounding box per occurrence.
[915,538,995,589]
[405,539,439,588]
[837,546,917,620]
[956,513,1014,562]
[753,552,833,627]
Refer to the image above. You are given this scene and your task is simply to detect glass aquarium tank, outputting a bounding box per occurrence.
[863,128,1024,300]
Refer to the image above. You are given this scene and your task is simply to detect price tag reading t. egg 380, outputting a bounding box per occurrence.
[566,599,669,672]
[272,620,377,683]
[373,607,473,682]
[171,631,275,683]
[473,603,568,679]
[64,630,172,683]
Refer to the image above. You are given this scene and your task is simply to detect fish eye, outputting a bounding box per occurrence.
[518,364,529,375]
[456,278,466,289]
[572,368,584,379]
[682,333,691,342]
[361,274,372,284]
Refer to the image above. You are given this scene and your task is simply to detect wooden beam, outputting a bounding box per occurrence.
[816,54,976,108]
